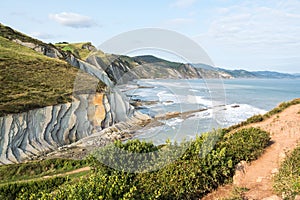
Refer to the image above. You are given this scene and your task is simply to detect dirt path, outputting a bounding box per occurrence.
[0,166,91,186]
[42,166,91,179]
[203,104,300,200]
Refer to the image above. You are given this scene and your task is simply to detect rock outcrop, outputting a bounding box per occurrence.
[0,90,148,164]
[13,39,66,59]
[0,94,94,164]
[87,55,203,82]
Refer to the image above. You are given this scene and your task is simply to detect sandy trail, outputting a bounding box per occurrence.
[42,166,91,179]
[203,104,300,200]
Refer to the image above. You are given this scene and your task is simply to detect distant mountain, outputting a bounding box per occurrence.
[193,63,300,79]
[192,63,216,71]
[219,69,300,79]
[251,71,299,79]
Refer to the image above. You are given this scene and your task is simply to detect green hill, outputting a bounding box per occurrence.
[55,42,96,60]
[0,24,105,117]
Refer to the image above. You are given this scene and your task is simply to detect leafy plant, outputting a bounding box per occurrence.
[273,145,300,199]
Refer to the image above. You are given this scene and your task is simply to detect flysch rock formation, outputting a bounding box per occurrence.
[0,88,149,164]
[0,41,150,164]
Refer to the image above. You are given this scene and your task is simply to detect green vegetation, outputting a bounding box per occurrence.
[264,98,300,118]
[0,36,105,117]
[0,127,270,199]
[0,177,68,200]
[55,42,95,60]
[223,187,249,200]
[273,145,300,199]
[134,55,183,69]
[0,158,88,184]
[0,23,44,46]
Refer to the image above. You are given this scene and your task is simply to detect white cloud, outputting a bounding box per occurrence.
[170,0,197,8]
[49,12,96,28]
[194,0,300,72]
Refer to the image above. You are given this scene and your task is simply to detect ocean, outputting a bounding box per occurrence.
[119,79,300,145]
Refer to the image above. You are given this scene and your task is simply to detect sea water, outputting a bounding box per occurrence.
[119,79,300,145]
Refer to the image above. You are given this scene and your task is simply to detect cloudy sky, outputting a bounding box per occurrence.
[1,0,300,73]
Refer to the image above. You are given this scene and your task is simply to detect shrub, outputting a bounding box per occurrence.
[219,127,270,162]
[273,145,300,199]
[0,177,67,200]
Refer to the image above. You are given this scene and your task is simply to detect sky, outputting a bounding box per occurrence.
[1,0,300,73]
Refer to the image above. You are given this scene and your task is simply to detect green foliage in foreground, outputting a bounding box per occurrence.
[7,127,270,200]
[0,158,88,184]
[0,177,67,200]
[273,145,300,199]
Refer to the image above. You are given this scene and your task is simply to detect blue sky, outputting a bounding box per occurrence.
[1,0,300,73]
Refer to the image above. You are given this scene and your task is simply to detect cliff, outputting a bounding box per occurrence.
[0,23,147,164]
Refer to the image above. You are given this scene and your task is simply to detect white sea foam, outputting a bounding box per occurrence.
[165,118,184,127]
[213,104,267,126]
[157,91,180,103]
[187,95,213,106]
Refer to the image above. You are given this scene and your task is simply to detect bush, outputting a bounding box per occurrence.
[37,127,270,200]
[273,146,300,199]
[219,127,270,162]
[0,177,67,200]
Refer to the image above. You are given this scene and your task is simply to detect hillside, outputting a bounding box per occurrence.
[0,23,105,116]
[55,42,96,60]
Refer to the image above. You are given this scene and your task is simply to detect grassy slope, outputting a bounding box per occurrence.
[55,42,93,60]
[0,36,104,117]
[0,23,45,46]
[0,158,88,184]
[0,23,108,116]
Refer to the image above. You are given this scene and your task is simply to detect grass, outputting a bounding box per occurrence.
[264,98,300,118]
[0,36,105,117]
[55,42,95,60]
[0,158,88,184]
[0,23,44,46]
[133,55,183,69]
[223,187,249,200]
[273,145,300,199]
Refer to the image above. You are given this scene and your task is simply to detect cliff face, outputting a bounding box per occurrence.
[0,26,140,163]
[0,52,144,163]
[0,88,141,164]
[0,94,94,164]
[86,55,203,83]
